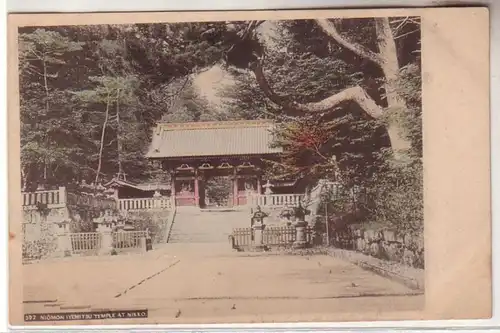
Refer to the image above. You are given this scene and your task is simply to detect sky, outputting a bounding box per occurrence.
[192,21,278,105]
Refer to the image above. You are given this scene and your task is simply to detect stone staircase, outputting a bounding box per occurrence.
[168,208,251,243]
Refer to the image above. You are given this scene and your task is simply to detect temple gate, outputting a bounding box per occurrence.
[146,120,282,208]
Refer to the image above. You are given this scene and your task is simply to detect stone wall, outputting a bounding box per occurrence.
[22,206,68,225]
[22,219,59,261]
[331,225,424,269]
[22,207,69,261]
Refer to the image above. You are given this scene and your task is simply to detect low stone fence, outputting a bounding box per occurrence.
[22,229,150,262]
[113,230,147,250]
[331,225,424,269]
[70,232,102,255]
[66,230,149,256]
[230,224,313,251]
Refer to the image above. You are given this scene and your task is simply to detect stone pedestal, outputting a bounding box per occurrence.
[99,230,113,255]
[252,223,266,250]
[139,236,147,252]
[96,222,113,255]
[54,220,71,257]
[293,221,308,249]
[56,232,71,257]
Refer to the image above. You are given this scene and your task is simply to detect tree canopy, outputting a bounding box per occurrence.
[18,17,422,206]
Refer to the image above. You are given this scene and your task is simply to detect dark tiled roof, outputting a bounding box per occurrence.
[146,120,282,158]
[104,178,171,190]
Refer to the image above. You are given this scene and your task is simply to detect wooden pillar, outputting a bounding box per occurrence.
[194,168,199,207]
[170,172,176,206]
[256,175,262,195]
[233,168,238,206]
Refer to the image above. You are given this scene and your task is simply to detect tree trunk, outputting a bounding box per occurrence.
[21,167,27,191]
[374,18,411,155]
[42,59,50,181]
[116,89,124,179]
[95,93,111,184]
[314,18,412,158]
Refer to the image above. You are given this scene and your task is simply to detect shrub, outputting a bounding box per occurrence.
[367,156,423,236]
[126,210,170,243]
[22,238,56,260]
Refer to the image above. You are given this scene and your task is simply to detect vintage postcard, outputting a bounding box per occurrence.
[7,7,490,327]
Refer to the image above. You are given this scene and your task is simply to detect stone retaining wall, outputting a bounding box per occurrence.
[331,225,424,269]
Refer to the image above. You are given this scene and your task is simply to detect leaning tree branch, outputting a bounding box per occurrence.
[315,19,383,67]
[249,60,384,119]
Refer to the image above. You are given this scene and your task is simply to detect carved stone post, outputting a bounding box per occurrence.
[97,222,113,255]
[58,186,66,205]
[252,223,265,250]
[138,235,147,252]
[153,190,162,209]
[251,206,268,251]
[293,202,311,249]
[293,221,308,249]
[55,220,71,257]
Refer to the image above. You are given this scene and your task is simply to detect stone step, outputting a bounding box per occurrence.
[167,209,254,244]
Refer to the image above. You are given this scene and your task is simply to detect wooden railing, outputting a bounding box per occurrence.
[69,232,102,254]
[263,226,296,245]
[230,228,253,248]
[248,193,305,208]
[118,197,173,212]
[69,230,148,254]
[22,187,66,208]
[112,230,147,249]
[230,226,313,249]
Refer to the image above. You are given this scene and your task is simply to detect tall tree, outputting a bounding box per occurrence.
[19,29,84,189]
[223,18,421,160]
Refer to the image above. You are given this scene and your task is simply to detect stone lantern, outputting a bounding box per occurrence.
[279,204,295,226]
[93,209,115,255]
[292,201,311,249]
[262,180,274,195]
[251,205,268,250]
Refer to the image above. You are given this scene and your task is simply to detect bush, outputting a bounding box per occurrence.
[126,210,170,243]
[321,154,423,241]
[22,239,56,260]
[367,156,423,236]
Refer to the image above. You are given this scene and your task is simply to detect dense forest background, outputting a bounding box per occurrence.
[18,18,422,233]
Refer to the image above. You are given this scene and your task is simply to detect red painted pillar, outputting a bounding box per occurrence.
[233,168,238,206]
[170,173,176,207]
[194,170,199,207]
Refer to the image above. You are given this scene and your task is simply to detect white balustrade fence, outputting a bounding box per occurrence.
[22,187,66,208]
[248,193,305,208]
[118,197,173,212]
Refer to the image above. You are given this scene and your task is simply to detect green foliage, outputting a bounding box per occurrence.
[366,154,423,235]
[18,22,243,188]
[19,29,87,190]
[127,210,170,243]
[392,63,423,158]
[205,177,233,206]
[18,18,423,243]
[160,80,213,123]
